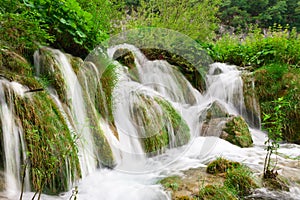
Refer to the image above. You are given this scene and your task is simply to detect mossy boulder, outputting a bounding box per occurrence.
[113,48,136,70]
[131,94,190,155]
[34,48,68,103]
[0,49,32,75]
[158,175,183,191]
[221,116,253,147]
[206,100,229,120]
[254,64,300,144]
[13,91,80,194]
[207,158,241,175]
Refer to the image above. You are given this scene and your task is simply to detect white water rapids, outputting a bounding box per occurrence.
[1,45,300,200]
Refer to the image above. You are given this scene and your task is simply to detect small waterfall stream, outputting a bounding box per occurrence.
[0,44,299,200]
[0,80,30,195]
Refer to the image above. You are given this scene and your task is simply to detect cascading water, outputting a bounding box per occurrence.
[0,80,30,195]
[0,44,299,200]
[34,48,98,177]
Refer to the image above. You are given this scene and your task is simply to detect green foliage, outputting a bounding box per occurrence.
[199,161,257,199]
[218,0,300,31]
[23,0,109,57]
[0,0,116,58]
[262,97,289,178]
[255,65,300,144]
[125,0,221,41]
[224,166,257,197]
[0,9,53,59]
[206,26,300,69]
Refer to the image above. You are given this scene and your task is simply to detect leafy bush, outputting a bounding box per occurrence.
[206,26,300,69]
[0,0,115,58]
[0,11,53,59]
[23,0,109,57]
[124,0,220,41]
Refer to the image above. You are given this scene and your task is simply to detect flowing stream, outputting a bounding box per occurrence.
[0,44,299,199]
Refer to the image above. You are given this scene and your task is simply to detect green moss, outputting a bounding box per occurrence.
[221,116,253,147]
[0,49,32,75]
[207,158,241,175]
[13,91,80,194]
[255,64,300,144]
[132,94,190,154]
[154,97,190,146]
[200,159,257,199]
[113,48,136,70]
[36,49,68,103]
[99,62,119,123]
[241,73,261,128]
[76,61,115,168]
[158,175,182,191]
[69,55,84,75]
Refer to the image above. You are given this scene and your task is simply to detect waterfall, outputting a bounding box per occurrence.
[0,80,30,194]
[1,45,299,200]
[34,48,97,177]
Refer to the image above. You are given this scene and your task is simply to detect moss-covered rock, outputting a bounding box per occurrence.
[34,48,68,104]
[158,175,183,191]
[254,64,300,144]
[206,100,229,120]
[221,116,253,147]
[131,94,190,155]
[207,158,241,175]
[113,48,136,70]
[13,91,80,194]
[0,49,32,75]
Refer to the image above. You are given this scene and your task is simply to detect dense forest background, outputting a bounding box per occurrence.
[0,0,299,143]
[1,0,300,58]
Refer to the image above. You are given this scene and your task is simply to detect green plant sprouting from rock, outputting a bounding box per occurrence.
[262,97,289,179]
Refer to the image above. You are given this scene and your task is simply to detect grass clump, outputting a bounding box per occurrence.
[199,158,257,200]
[198,185,237,200]
[158,175,182,191]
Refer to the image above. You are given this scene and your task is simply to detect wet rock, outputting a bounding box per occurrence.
[206,100,229,120]
[221,116,253,147]
[242,73,261,128]
[207,158,241,175]
[113,48,136,69]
